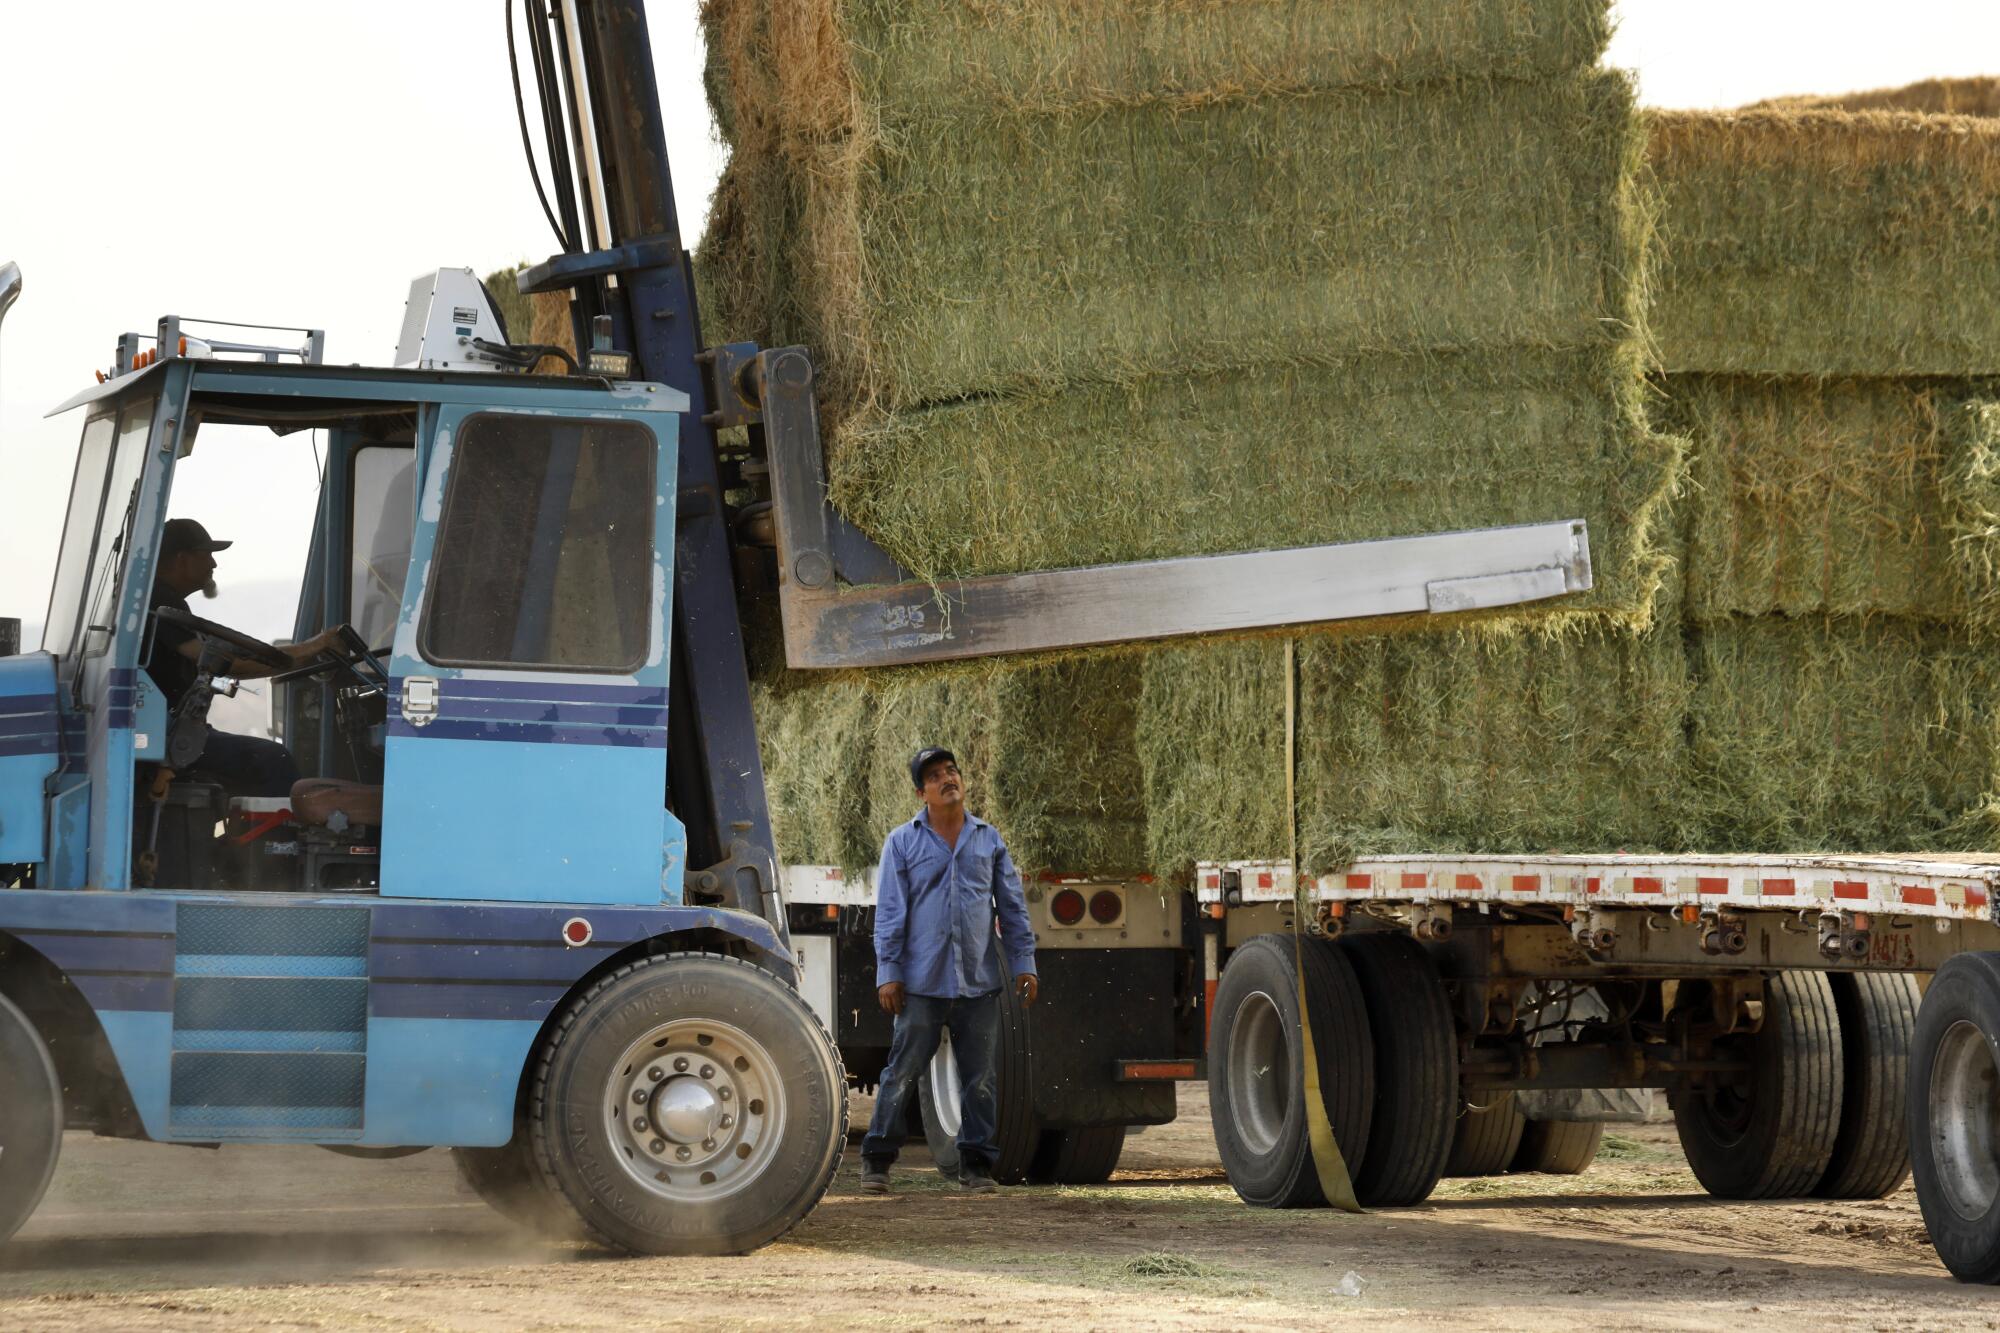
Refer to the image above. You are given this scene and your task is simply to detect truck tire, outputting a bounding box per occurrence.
[1673,970,1842,1199]
[529,953,845,1255]
[918,982,1038,1184]
[1445,1093,1527,1177]
[0,991,62,1243]
[1816,971,1919,1199]
[1512,1119,1604,1174]
[1029,1126,1128,1185]
[1340,933,1456,1206]
[1209,934,1374,1208]
[1908,952,2000,1282]
[452,1134,577,1238]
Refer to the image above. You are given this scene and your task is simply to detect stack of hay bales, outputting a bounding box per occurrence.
[1650,101,2000,850]
[702,0,1681,874]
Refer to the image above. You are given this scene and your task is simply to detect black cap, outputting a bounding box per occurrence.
[910,746,957,791]
[161,518,232,558]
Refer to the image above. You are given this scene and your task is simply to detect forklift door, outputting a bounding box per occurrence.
[380,393,684,904]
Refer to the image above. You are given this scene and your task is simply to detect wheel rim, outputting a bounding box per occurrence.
[928,1028,962,1139]
[1931,1018,2000,1221]
[604,1016,785,1204]
[1227,989,1292,1158]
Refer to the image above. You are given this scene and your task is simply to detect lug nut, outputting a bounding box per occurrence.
[633,1089,648,1104]
[633,1117,648,1132]
[718,1087,732,1101]
[699,1064,715,1080]
[676,1145,692,1161]
[719,1114,733,1129]
[650,1138,666,1154]
[647,1066,664,1082]
[673,1056,689,1073]
[701,1138,717,1151]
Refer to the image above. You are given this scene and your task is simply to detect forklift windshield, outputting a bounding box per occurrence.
[43,391,156,679]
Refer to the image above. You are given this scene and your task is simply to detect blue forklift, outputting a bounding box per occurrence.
[0,1,1596,1254]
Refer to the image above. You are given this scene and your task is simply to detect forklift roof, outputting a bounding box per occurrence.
[47,357,686,427]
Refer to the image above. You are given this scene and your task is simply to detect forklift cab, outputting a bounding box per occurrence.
[30,350,689,906]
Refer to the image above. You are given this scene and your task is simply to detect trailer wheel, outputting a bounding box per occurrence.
[0,991,62,1244]
[1029,1125,1128,1185]
[1816,971,1919,1199]
[1208,934,1374,1208]
[918,981,1039,1183]
[1909,952,2000,1282]
[529,953,845,1255]
[452,1134,577,1238]
[1673,970,1842,1199]
[1341,933,1456,1206]
[1512,1119,1604,1174]
[1445,1092,1527,1177]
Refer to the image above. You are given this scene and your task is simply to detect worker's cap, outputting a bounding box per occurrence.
[909,746,958,790]
[161,518,233,558]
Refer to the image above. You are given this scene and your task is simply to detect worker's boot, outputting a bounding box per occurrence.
[860,1158,892,1194]
[958,1164,998,1194]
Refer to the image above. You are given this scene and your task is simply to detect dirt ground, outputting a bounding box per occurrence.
[3,1085,1995,1331]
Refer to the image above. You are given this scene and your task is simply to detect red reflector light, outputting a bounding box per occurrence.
[1088,890,1122,924]
[1050,888,1086,925]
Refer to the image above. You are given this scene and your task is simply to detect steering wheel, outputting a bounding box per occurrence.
[265,625,391,688]
[154,606,292,671]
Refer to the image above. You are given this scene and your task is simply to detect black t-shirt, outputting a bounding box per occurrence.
[147,583,199,712]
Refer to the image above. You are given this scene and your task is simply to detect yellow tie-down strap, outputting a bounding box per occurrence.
[1285,636,1362,1214]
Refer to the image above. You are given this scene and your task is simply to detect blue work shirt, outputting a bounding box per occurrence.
[873,809,1038,999]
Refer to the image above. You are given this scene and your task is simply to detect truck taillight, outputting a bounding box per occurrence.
[1088,889,1123,925]
[1050,889,1086,925]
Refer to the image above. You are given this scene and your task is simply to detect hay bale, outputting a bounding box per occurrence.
[481,265,536,345]
[704,70,1651,415]
[1649,109,2000,376]
[1685,616,2000,851]
[1750,76,2000,119]
[831,347,1678,613]
[755,653,1148,875]
[1662,375,1997,621]
[1139,610,1690,876]
[704,0,1614,141]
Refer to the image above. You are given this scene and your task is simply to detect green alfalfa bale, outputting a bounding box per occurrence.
[702,0,1615,147]
[1137,602,1690,878]
[1661,375,1976,621]
[751,674,878,868]
[1649,109,2000,376]
[1946,399,2000,630]
[831,346,1680,618]
[860,652,1150,876]
[1684,615,2000,852]
[703,70,1651,417]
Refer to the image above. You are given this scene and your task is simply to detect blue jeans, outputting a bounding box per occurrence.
[861,990,999,1174]
[191,729,300,800]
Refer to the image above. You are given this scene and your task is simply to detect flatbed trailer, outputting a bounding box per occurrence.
[789,851,2000,1282]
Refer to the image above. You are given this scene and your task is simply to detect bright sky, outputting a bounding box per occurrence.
[2,0,1996,646]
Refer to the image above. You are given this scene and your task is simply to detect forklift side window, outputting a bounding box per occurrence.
[420,414,654,672]
[349,446,415,650]
[79,400,158,664]
[43,414,117,659]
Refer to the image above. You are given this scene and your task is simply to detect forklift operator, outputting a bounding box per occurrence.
[147,518,347,799]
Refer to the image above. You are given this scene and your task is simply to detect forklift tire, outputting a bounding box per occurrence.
[1340,932,1457,1206]
[452,1134,578,1238]
[919,982,1038,1184]
[0,991,63,1244]
[1445,1092,1528,1177]
[1028,1125,1128,1185]
[1908,952,2000,1282]
[1815,971,1919,1199]
[1673,970,1842,1199]
[1208,934,1374,1209]
[1512,1119,1604,1175]
[529,953,846,1256]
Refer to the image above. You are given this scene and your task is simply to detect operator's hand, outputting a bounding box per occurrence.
[288,624,349,661]
[877,981,905,1016]
[1016,973,1039,1007]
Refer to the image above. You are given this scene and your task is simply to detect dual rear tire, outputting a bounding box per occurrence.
[1208,932,1455,1209]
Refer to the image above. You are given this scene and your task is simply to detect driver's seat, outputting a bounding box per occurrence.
[289,778,383,829]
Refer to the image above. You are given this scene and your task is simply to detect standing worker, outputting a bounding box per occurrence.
[860,746,1039,1194]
